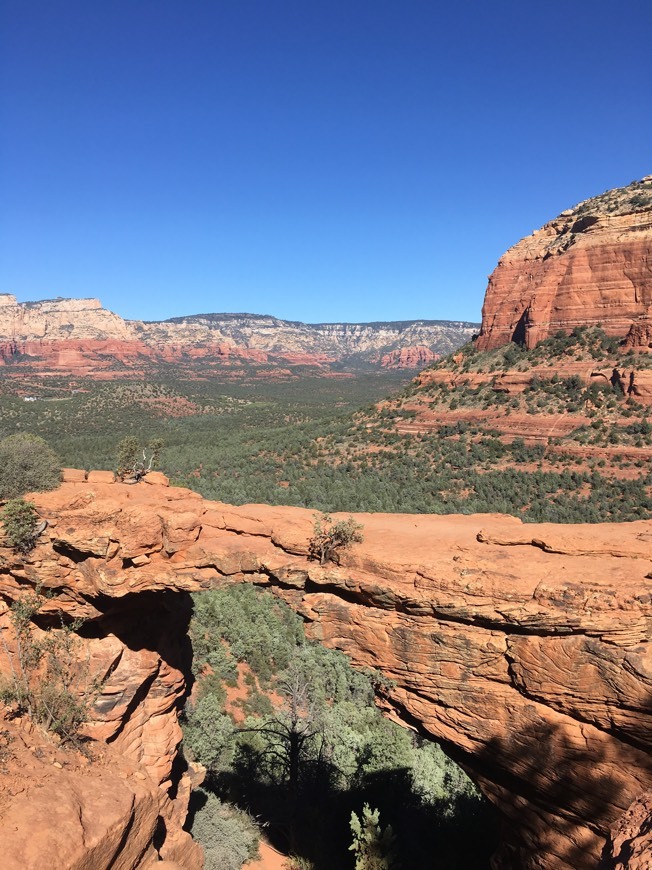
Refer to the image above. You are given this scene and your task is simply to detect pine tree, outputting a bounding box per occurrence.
[349,804,397,870]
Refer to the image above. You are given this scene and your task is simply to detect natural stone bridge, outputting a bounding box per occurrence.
[1,473,651,868]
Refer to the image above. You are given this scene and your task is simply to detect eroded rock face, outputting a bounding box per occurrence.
[0,716,163,870]
[0,295,477,375]
[602,791,652,870]
[380,345,440,369]
[1,478,651,868]
[476,178,652,351]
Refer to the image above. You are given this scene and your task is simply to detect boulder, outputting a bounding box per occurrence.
[87,470,115,484]
[142,471,169,486]
[60,468,87,482]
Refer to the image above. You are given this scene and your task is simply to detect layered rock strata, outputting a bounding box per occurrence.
[0,478,650,867]
[476,177,652,351]
[0,294,477,375]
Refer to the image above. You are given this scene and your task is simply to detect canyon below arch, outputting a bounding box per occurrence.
[0,473,650,869]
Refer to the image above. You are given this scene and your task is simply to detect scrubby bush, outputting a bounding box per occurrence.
[308,513,364,565]
[189,788,259,870]
[0,433,60,499]
[349,804,397,870]
[0,591,96,744]
[116,436,164,481]
[1,498,41,553]
[183,694,235,771]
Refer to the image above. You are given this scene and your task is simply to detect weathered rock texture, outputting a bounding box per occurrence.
[476,177,652,351]
[1,478,650,867]
[0,294,477,376]
[602,791,652,870]
[0,716,165,870]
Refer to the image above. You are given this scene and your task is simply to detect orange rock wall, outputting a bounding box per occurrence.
[0,479,650,868]
[476,208,652,351]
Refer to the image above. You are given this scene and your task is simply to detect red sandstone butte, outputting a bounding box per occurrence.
[476,177,652,351]
[380,345,440,369]
[0,477,649,868]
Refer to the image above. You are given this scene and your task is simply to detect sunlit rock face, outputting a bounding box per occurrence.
[1,477,650,868]
[476,177,652,351]
[0,294,477,375]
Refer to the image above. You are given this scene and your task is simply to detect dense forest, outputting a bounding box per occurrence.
[2,329,651,522]
[183,585,496,869]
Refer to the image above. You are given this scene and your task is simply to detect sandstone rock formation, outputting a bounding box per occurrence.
[0,716,166,870]
[602,791,652,870]
[380,344,439,369]
[476,177,652,351]
[1,478,650,867]
[0,294,477,377]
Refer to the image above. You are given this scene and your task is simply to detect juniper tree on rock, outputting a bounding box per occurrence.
[308,513,364,565]
[116,436,164,481]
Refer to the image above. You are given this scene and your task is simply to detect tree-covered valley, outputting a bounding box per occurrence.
[3,326,652,523]
[184,585,496,869]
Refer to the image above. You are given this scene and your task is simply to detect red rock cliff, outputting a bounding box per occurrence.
[1,477,651,868]
[476,177,652,351]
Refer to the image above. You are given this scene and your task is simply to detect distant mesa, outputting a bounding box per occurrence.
[0,294,478,378]
[476,176,652,351]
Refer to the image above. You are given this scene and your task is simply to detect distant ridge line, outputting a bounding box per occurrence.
[157,312,480,329]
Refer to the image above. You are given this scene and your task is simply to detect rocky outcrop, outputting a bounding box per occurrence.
[380,345,439,369]
[0,295,477,376]
[602,791,652,870]
[476,177,652,351]
[1,478,650,868]
[0,716,165,870]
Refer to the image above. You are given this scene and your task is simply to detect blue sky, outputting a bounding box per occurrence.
[1,1,650,324]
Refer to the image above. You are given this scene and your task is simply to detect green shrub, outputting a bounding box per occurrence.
[0,433,60,499]
[349,804,397,870]
[308,513,364,565]
[189,788,260,870]
[0,591,96,744]
[116,436,163,480]
[1,499,41,554]
[183,693,235,771]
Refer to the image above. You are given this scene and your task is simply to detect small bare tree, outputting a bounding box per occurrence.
[116,437,164,482]
[308,513,364,565]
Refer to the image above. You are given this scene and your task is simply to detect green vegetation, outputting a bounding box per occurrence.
[116,435,164,480]
[573,177,652,217]
[430,326,624,375]
[184,585,495,868]
[308,513,364,565]
[0,432,60,500]
[0,591,95,745]
[3,326,652,524]
[187,788,260,870]
[1,499,42,554]
[350,804,397,870]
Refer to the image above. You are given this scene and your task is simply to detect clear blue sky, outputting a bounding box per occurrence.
[1,1,650,324]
